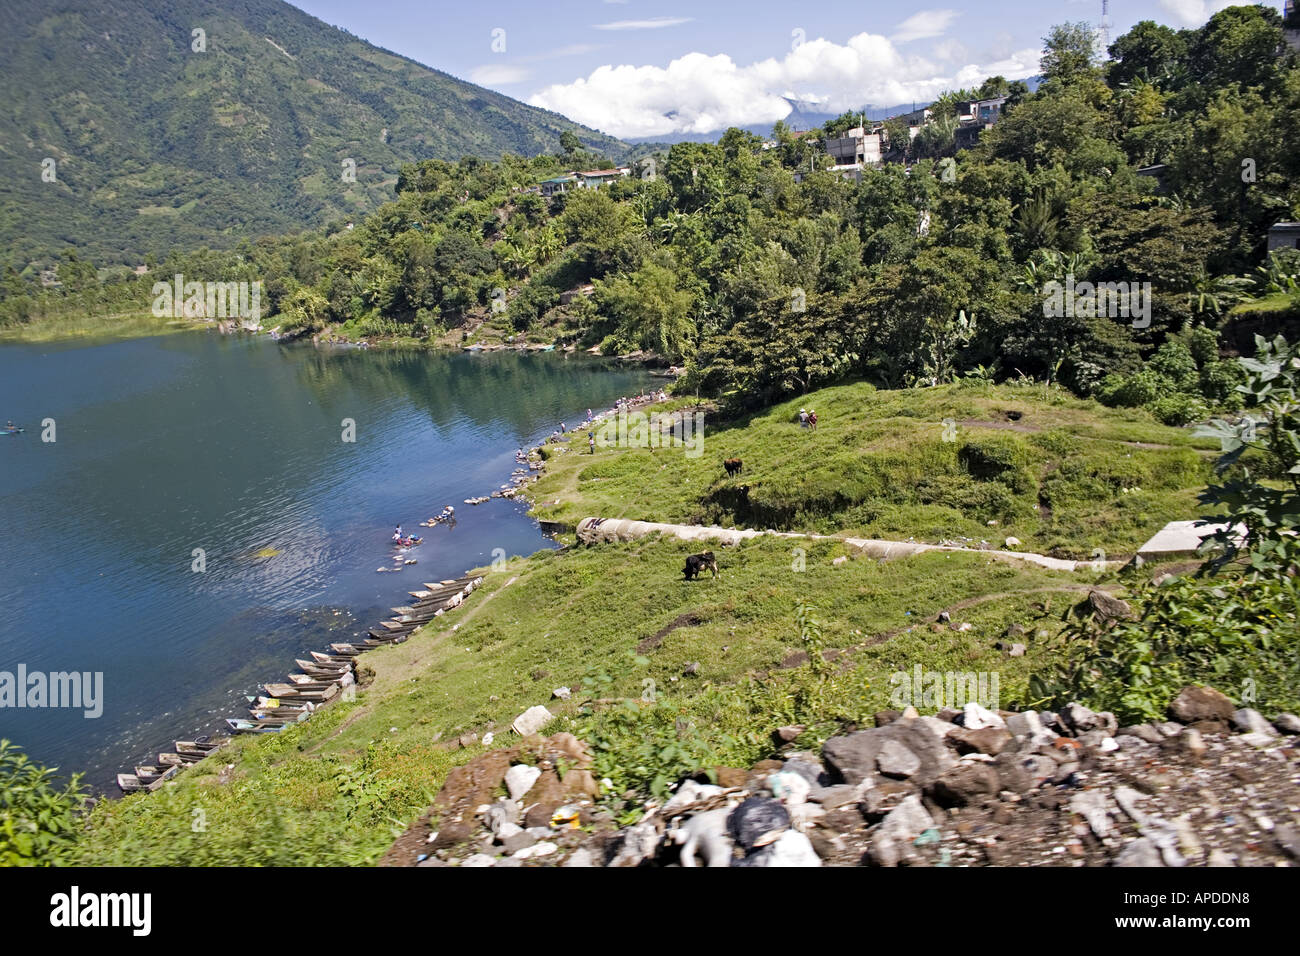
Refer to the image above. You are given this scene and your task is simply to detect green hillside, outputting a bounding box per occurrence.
[0,0,626,265]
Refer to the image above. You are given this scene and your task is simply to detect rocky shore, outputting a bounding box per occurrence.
[385,685,1300,867]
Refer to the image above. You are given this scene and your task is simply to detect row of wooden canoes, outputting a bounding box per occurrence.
[115,575,483,791]
[117,738,225,792]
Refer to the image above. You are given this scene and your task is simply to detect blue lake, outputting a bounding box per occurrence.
[0,332,655,789]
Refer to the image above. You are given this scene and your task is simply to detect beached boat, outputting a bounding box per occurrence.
[310,651,352,665]
[134,764,178,784]
[117,773,148,793]
[175,738,222,753]
[262,682,339,701]
[225,718,288,734]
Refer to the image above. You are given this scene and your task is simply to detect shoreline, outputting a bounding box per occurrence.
[1,311,677,375]
[99,382,665,798]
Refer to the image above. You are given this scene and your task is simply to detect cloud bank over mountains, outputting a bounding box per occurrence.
[527,24,1040,139]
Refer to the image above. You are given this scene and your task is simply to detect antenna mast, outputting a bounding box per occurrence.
[1100,0,1111,55]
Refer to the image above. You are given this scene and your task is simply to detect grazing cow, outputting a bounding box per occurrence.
[683,550,720,581]
[724,458,743,478]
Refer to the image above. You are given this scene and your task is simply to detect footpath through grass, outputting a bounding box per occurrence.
[529,380,1218,559]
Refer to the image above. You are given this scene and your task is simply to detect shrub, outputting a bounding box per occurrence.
[1149,392,1209,426]
[0,740,87,866]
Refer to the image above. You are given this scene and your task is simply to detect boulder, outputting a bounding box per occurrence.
[994,752,1056,792]
[1274,713,1300,735]
[822,719,957,788]
[1114,837,1164,867]
[927,763,999,807]
[511,705,554,737]
[1083,589,1133,623]
[1168,685,1234,724]
[876,739,922,779]
[505,764,541,801]
[961,702,1005,730]
[947,726,1012,756]
[1230,708,1276,736]
[876,793,934,844]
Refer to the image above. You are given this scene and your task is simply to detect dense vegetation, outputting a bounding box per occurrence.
[7,7,1297,422]
[0,0,625,266]
[3,8,1298,863]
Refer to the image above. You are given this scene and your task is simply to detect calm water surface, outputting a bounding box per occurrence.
[0,332,655,789]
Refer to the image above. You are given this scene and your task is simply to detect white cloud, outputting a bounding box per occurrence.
[527,32,1040,139]
[594,17,694,31]
[470,63,531,85]
[892,10,959,43]
[1158,0,1238,27]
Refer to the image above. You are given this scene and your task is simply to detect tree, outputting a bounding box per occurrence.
[1041,22,1100,84]
[559,130,583,156]
[592,256,697,360]
[1107,21,1187,89]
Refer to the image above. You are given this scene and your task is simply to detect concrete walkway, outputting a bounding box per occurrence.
[575,517,1121,572]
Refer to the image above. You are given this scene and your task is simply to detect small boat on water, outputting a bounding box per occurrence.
[310,651,352,664]
[117,764,177,792]
[1,427,23,436]
[225,713,307,733]
[134,764,178,784]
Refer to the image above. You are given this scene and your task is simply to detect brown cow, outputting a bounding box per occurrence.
[724,458,743,478]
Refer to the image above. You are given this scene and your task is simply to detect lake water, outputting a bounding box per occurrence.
[0,332,655,789]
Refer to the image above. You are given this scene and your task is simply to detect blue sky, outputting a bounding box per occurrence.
[288,1,1288,137]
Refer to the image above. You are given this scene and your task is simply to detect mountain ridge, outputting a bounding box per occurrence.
[0,0,628,265]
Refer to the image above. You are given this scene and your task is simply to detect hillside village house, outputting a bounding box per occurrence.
[539,168,631,197]
[954,95,1008,149]
[1268,222,1300,251]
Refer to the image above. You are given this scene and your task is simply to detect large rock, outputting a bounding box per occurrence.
[505,764,541,801]
[876,739,922,779]
[1168,686,1234,723]
[875,793,934,844]
[994,752,1056,792]
[1230,708,1276,736]
[1083,589,1133,623]
[947,726,1012,756]
[512,705,554,737]
[822,719,957,788]
[1061,702,1117,735]
[927,763,999,807]
[1275,713,1300,735]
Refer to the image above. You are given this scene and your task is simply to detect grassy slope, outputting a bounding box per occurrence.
[528,381,1219,559]
[70,382,1212,865]
[72,534,1098,865]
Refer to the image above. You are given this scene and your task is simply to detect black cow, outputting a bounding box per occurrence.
[724,458,743,478]
[683,550,719,580]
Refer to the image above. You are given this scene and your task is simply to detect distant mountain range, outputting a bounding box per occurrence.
[0,0,627,266]
[626,83,1043,145]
